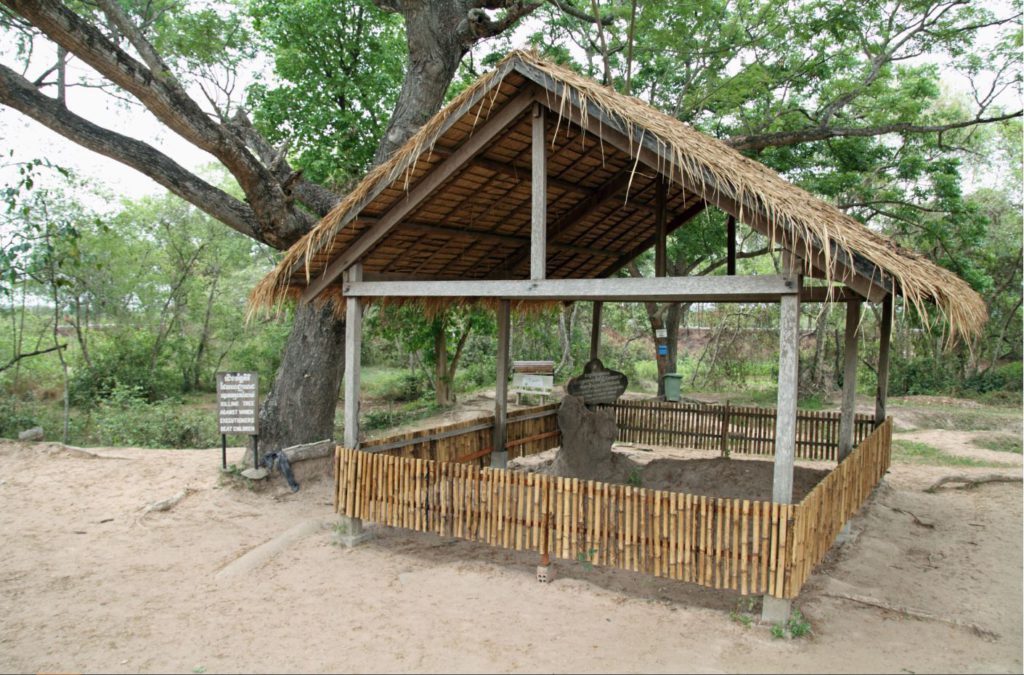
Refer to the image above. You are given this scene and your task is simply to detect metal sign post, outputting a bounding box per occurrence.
[216,371,260,469]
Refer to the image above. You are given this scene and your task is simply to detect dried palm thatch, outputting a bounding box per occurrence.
[249,51,987,344]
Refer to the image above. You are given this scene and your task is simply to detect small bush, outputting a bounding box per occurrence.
[69,334,180,404]
[962,362,1024,394]
[375,371,427,402]
[889,357,958,396]
[91,384,218,448]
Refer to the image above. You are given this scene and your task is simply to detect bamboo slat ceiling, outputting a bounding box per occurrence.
[251,51,987,343]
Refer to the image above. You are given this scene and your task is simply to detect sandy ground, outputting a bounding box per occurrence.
[0,431,1021,674]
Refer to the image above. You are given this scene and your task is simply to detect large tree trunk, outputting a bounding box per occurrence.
[246,303,346,463]
[256,3,470,452]
[434,320,455,406]
[374,1,467,163]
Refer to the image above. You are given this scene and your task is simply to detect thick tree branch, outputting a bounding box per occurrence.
[466,2,542,38]
[547,0,615,25]
[228,110,341,219]
[0,63,260,241]
[3,0,305,247]
[727,111,1023,152]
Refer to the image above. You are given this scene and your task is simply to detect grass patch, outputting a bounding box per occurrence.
[973,434,1023,454]
[892,439,1012,468]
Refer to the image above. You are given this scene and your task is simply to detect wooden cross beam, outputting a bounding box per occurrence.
[489,167,638,278]
[397,222,618,259]
[299,88,537,303]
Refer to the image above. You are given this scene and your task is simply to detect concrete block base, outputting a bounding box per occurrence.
[333,516,373,548]
[761,596,791,624]
[536,564,554,583]
[490,450,509,469]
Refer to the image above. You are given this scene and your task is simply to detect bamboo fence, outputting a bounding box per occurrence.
[335,412,893,599]
[360,403,561,465]
[594,400,874,461]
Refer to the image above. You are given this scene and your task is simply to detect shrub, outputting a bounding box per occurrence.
[962,362,1023,394]
[70,334,180,404]
[91,384,218,448]
[889,357,957,396]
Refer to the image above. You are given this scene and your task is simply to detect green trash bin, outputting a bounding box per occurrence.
[663,373,683,402]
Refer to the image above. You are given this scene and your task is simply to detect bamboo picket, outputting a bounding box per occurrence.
[594,400,874,461]
[785,418,893,596]
[337,410,892,600]
[337,446,798,596]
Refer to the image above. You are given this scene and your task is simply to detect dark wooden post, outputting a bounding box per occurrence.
[875,294,893,426]
[655,178,668,277]
[726,215,737,276]
[590,301,603,361]
[838,300,861,461]
[492,299,511,468]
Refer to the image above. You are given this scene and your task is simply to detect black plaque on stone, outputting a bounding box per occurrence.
[566,358,628,406]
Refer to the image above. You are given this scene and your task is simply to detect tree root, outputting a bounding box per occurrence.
[925,474,1022,493]
[823,591,999,640]
[60,444,131,460]
[138,487,195,521]
[883,505,934,528]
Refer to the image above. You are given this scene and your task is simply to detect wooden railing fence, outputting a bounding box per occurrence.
[360,403,560,465]
[335,408,893,599]
[594,400,875,461]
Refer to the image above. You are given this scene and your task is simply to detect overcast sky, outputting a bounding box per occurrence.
[0,8,1017,204]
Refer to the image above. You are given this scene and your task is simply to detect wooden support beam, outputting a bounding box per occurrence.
[343,263,363,449]
[772,254,801,504]
[491,169,638,278]
[875,294,892,426]
[531,103,547,280]
[299,89,536,303]
[727,215,737,276]
[799,285,865,303]
[492,299,511,468]
[397,222,618,259]
[655,178,668,277]
[345,274,798,303]
[590,301,603,361]
[518,73,892,301]
[839,300,861,461]
[596,198,708,277]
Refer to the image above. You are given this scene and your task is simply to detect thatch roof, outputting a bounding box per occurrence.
[250,51,986,343]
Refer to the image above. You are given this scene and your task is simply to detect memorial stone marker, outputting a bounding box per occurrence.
[566,358,628,406]
[217,371,259,435]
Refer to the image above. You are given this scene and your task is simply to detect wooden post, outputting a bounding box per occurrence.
[764,252,800,622]
[492,299,511,468]
[655,179,668,278]
[339,262,367,544]
[875,294,892,427]
[344,263,363,449]
[590,301,603,361]
[531,104,547,281]
[726,215,737,276]
[771,253,801,504]
[838,300,861,462]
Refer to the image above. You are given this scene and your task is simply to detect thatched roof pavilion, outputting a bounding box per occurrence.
[250,51,987,621]
[251,51,985,343]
